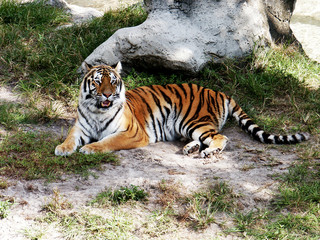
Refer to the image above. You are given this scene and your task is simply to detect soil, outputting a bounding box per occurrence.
[0,86,302,239]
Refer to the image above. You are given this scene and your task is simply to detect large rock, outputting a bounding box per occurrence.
[83,0,295,74]
[290,0,320,63]
[39,0,103,24]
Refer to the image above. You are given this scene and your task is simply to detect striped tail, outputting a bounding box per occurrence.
[228,98,309,144]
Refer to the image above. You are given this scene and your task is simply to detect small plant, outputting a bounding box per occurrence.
[186,182,237,229]
[0,199,13,219]
[0,177,8,189]
[0,131,118,180]
[143,208,178,237]
[231,210,268,234]
[42,188,72,215]
[157,179,183,208]
[90,185,148,206]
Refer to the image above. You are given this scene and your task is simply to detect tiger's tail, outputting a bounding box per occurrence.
[228,98,309,144]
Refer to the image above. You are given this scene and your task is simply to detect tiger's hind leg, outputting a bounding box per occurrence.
[200,134,229,158]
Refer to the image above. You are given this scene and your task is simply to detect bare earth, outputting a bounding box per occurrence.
[0,86,302,239]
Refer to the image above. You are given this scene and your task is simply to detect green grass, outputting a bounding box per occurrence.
[90,185,148,206]
[0,131,118,180]
[274,163,320,210]
[0,0,147,99]
[0,199,13,219]
[186,181,237,229]
[230,161,320,239]
[0,102,59,129]
[41,189,139,239]
[43,209,137,240]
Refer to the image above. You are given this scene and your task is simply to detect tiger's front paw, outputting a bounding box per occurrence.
[55,144,76,156]
[79,143,106,154]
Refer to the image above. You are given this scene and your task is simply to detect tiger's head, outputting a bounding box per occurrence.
[80,62,125,112]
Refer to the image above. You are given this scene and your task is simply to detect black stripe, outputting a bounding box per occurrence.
[207,102,219,124]
[174,87,183,118]
[188,123,211,139]
[262,132,273,144]
[83,78,88,93]
[78,107,94,132]
[243,120,254,132]
[140,95,158,140]
[177,83,188,97]
[178,86,195,133]
[292,135,298,143]
[231,104,240,115]
[198,129,215,142]
[159,88,172,106]
[274,136,282,144]
[157,119,165,141]
[213,92,220,116]
[182,101,202,131]
[100,106,122,133]
[80,137,85,145]
[182,87,206,130]
[219,93,225,117]
[149,91,166,140]
[252,126,261,136]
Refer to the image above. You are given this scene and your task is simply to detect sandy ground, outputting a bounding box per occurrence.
[0,86,304,239]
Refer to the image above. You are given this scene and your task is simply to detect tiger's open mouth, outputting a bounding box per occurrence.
[100,100,112,108]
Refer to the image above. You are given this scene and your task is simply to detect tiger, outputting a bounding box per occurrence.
[55,62,309,157]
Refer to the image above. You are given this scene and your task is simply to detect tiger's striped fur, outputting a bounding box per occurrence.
[55,63,309,157]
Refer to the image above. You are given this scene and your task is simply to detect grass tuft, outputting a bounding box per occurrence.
[90,185,148,206]
[0,131,118,180]
[0,199,13,219]
[186,182,237,229]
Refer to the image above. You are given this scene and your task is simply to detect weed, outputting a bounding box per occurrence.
[23,226,46,240]
[0,199,13,219]
[143,208,178,237]
[157,179,183,208]
[231,210,269,234]
[90,185,148,206]
[0,131,118,180]
[186,182,237,229]
[42,208,137,240]
[0,177,8,189]
[42,188,73,216]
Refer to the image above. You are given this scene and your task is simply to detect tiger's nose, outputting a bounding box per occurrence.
[103,93,112,98]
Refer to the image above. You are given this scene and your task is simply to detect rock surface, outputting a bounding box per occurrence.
[290,0,320,63]
[84,0,273,73]
[83,0,299,74]
[32,0,104,24]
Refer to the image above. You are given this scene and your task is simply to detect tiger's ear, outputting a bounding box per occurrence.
[114,61,122,75]
[83,62,93,72]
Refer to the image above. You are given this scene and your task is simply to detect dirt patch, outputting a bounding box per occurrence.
[0,126,300,239]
